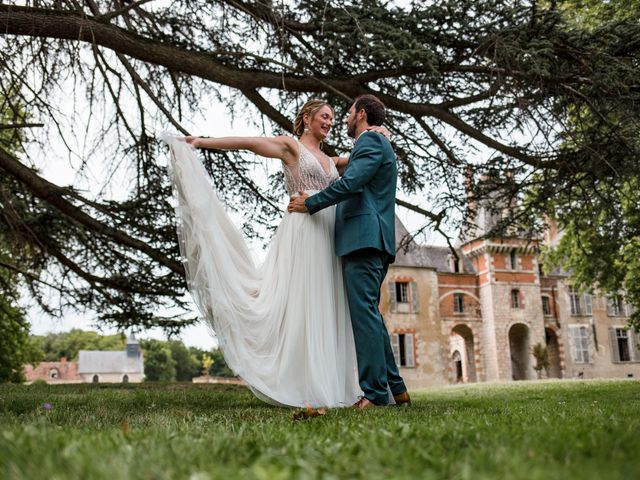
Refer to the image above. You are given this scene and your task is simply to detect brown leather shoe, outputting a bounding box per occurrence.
[393,391,411,406]
[352,397,378,409]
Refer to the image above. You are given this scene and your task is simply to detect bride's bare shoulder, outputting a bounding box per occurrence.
[276,136,300,166]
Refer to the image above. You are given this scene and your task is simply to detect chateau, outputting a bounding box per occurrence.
[383,197,640,388]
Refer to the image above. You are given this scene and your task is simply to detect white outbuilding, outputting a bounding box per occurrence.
[78,334,145,383]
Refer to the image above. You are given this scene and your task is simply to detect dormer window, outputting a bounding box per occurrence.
[448,255,463,273]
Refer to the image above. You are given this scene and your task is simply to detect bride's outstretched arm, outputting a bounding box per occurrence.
[185,135,298,165]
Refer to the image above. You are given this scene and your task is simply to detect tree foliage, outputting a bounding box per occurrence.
[0,92,43,383]
[533,0,640,329]
[1,1,639,329]
[35,328,126,361]
[0,293,43,383]
[141,339,177,382]
[168,340,200,382]
[140,338,233,381]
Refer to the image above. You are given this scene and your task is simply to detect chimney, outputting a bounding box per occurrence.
[463,165,475,211]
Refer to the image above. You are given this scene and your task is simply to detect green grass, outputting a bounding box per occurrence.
[1,380,639,479]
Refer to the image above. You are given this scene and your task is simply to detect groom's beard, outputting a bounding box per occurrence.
[346,119,356,138]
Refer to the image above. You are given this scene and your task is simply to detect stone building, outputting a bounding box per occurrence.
[24,356,82,384]
[77,334,145,383]
[383,199,640,389]
[25,333,145,384]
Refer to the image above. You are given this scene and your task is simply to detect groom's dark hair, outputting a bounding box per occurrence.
[354,94,386,126]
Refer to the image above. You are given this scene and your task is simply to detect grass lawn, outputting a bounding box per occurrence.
[1,379,638,479]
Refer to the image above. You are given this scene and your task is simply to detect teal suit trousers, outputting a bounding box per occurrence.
[342,248,406,404]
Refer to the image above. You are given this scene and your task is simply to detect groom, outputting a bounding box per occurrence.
[288,94,410,408]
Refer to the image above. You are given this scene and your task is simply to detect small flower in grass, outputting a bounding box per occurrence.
[42,402,53,411]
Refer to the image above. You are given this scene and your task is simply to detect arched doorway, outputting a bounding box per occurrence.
[451,324,477,382]
[92,374,99,383]
[122,374,129,383]
[545,328,562,379]
[509,323,530,380]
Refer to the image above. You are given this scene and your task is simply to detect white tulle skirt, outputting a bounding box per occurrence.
[162,136,361,408]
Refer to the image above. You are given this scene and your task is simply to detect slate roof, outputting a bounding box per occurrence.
[78,350,144,374]
[393,216,476,273]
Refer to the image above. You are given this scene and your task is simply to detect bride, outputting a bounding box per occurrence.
[163,99,375,408]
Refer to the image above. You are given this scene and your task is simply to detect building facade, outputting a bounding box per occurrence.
[25,334,145,384]
[384,212,640,390]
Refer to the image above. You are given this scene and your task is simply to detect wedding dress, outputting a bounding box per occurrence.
[162,135,362,408]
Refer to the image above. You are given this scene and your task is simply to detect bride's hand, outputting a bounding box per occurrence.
[184,136,202,148]
[366,125,391,139]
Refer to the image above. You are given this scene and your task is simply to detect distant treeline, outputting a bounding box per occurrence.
[30,329,234,381]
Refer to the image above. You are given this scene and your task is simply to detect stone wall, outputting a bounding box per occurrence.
[381,265,450,389]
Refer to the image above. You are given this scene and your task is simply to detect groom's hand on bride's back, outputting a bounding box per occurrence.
[287,191,309,213]
[366,125,391,140]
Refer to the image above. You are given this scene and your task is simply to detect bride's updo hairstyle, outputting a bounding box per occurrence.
[293,99,334,137]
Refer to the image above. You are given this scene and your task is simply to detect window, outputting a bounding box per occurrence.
[395,282,409,304]
[607,296,625,317]
[616,329,631,362]
[569,290,592,316]
[610,327,638,363]
[584,294,593,315]
[511,289,521,309]
[388,280,419,314]
[453,293,465,313]
[449,255,463,273]
[49,368,59,380]
[509,250,518,270]
[569,326,590,364]
[542,296,551,316]
[569,290,580,315]
[391,333,415,368]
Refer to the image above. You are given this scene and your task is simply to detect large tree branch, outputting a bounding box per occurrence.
[0,145,185,276]
[0,5,559,168]
[239,88,292,133]
[43,240,179,297]
[395,198,443,223]
[0,122,44,129]
[375,91,557,168]
[0,5,314,90]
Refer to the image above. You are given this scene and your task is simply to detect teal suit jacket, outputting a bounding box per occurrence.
[305,131,397,260]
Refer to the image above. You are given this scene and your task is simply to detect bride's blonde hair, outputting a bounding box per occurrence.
[293,99,334,137]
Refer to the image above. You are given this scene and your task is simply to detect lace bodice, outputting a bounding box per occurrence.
[283,140,339,195]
